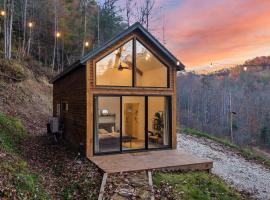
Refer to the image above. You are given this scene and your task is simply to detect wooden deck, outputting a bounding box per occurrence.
[90,150,213,174]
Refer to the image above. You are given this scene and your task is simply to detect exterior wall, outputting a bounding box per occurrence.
[86,32,178,158]
[53,66,86,151]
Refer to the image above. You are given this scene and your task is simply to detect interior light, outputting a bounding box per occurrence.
[101,109,109,115]
[85,41,89,47]
[177,61,180,66]
[244,66,247,71]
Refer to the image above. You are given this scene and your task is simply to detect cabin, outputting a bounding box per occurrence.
[51,22,185,159]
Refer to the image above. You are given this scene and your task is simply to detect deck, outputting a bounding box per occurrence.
[90,150,213,174]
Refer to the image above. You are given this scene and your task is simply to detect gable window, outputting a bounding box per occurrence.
[136,41,168,87]
[96,40,133,86]
[95,39,168,87]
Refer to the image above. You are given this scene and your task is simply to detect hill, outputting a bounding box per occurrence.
[0,57,53,134]
[177,56,270,151]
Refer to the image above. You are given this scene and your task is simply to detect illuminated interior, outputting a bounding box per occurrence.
[95,39,168,87]
[148,96,170,148]
[122,96,145,150]
[95,97,121,153]
[136,41,168,87]
[94,96,171,154]
[96,40,133,86]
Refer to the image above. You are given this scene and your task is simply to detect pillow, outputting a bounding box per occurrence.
[98,129,108,134]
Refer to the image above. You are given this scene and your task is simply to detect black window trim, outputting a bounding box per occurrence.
[93,94,172,156]
[94,38,170,88]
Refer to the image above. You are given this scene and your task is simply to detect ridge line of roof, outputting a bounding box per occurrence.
[80,22,140,64]
[51,22,185,83]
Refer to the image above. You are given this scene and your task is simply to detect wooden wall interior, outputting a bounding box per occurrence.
[53,66,87,150]
[86,31,177,158]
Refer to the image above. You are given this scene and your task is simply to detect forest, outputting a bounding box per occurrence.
[177,56,270,150]
[0,0,157,72]
[1,0,270,151]
[1,0,270,199]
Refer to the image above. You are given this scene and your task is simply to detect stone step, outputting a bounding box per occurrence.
[102,171,153,200]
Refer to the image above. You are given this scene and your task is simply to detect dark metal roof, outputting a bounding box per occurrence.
[51,22,185,83]
[50,60,83,84]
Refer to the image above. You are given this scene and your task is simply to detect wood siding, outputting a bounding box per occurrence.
[86,32,177,158]
[53,66,86,151]
[53,31,178,158]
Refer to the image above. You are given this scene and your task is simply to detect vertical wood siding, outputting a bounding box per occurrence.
[53,66,86,151]
[53,31,178,158]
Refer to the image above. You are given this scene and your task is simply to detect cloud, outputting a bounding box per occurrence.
[156,0,270,68]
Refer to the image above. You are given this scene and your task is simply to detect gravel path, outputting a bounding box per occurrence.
[177,133,270,200]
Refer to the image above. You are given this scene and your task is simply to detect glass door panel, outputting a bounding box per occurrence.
[148,96,170,149]
[122,96,145,150]
[94,96,121,153]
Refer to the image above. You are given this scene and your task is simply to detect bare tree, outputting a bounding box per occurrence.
[4,0,14,59]
[52,0,58,70]
[81,0,88,56]
[137,0,154,30]
[125,0,134,27]
[22,0,28,54]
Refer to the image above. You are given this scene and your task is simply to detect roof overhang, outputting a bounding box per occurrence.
[50,60,84,84]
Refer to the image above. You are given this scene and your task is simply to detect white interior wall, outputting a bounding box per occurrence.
[98,97,120,131]
[148,97,164,132]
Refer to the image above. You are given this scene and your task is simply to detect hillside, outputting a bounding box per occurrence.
[0,58,103,198]
[178,130,270,200]
[177,56,270,152]
[0,112,48,199]
[0,57,53,134]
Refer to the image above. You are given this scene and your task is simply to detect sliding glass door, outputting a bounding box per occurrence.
[122,96,145,151]
[148,97,170,149]
[94,96,121,153]
[94,95,171,154]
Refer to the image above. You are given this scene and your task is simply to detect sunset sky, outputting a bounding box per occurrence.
[119,0,270,71]
[154,0,270,70]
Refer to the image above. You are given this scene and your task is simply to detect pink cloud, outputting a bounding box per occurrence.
[157,0,270,68]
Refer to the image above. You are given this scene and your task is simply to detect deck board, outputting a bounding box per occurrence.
[90,150,213,173]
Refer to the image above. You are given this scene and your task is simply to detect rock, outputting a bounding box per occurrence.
[0,153,6,158]
[137,189,151,199]
[111,193,128,200]
[118,188,134,197]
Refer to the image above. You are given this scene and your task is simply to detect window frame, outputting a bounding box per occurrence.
[93,94,172,155]
[134,38,170,88]
[95,39,134,87]
[94,38,170,88]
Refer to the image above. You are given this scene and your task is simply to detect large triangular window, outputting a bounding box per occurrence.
[135,40,168,87]
[95,39,168,87]
[96,40,133,86]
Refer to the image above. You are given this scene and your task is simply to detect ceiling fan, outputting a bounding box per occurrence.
[112,47,143,76]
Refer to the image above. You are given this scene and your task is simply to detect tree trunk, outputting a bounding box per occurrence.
[22,0,28,55]
[81,0,87,56]
[27,27,32,55]
[229,90,233,142]
[52,0,57,70]
[4,0,14,60]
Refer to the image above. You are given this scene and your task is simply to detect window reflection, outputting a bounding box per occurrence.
[95,39,168,87]
[96,40,133,86]
[148,96,170,148]
[136,41,168,87]
[95,97,121,153]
